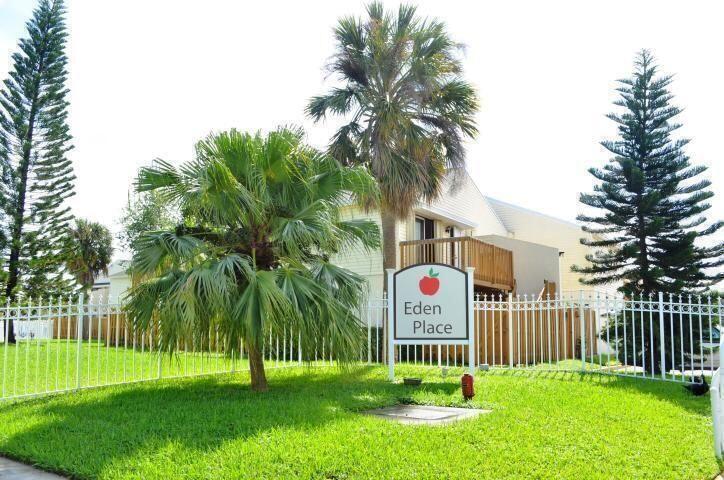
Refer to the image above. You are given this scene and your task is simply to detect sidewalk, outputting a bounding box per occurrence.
[0,457,65,479]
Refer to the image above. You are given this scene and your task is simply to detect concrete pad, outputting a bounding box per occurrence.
[0,457,65,479]
[366,404,490,425]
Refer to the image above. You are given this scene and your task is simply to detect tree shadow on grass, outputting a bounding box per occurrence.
[0,366,458,478]
[483,367,710,416]
[592,373,711,416]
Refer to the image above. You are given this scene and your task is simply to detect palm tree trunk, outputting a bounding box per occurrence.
[381,206,398,287]
[246,341,268,392]
[380,206,398,365]
[5,319,15,344]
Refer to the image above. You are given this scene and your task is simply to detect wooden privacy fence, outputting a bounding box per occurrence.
[475,299,598,366]
[403,300,597,366]
[3,303,224,351]
[56,313,127,343]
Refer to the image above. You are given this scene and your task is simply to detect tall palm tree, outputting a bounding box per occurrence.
[125,128,380,392]
[307,2,478,279]
[66,219,113,298]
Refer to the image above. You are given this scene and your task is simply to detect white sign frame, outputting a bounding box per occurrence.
[386,265,475,381]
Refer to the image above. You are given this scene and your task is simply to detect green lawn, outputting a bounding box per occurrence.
[0,341,304,399]
[0,365,717,479]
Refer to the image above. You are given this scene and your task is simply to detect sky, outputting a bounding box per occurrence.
[0,0,722,260]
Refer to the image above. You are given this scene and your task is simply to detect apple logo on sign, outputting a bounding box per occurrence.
[419,268,440,295]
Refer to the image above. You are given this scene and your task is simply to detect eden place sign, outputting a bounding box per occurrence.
[394,264,468,341]
[386,264,475,381]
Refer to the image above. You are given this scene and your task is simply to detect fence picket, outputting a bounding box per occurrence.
[76,295,83,391]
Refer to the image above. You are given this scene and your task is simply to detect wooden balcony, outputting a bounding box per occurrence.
[399,236,514,291]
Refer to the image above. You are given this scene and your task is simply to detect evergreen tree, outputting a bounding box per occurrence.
[575,50,722,297]
[575,50,723,375]
[0,0,75,309]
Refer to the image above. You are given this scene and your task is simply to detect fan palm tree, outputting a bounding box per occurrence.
[66,219,113,298]
[125,128,380,392]
[307,2,478,279]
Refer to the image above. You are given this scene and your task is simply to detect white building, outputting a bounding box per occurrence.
[333,171,594,299]
[92,260,131,302]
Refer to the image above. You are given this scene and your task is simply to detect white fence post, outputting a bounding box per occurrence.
[76,293,84,391]
[298,331,302,365]
[157,322,163,380]
[508,293,514,368]
[466,267,475,375]
[658,292,666,380]
[579,291,586,371]
[1,299,8,399]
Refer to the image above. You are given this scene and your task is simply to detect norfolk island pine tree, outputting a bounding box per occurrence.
[0,0,76,342]
[573,50,723,374]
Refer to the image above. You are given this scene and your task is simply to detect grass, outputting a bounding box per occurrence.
[0,365,718,479]
[0,341,303,399]
[0,339,647,401]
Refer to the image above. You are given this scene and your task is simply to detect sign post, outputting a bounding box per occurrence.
[387,264,475,381]
[387,268,395,381]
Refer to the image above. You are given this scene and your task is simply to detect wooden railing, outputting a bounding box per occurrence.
[399,236,514,291]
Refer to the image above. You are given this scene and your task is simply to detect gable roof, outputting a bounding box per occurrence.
[418,170,509,236]
[484,196,582,233]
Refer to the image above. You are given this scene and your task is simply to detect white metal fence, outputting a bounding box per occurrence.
[1,292,720,402]
[372,292,722,383]
[0,296,332,401]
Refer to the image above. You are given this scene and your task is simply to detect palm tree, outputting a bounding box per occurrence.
[307,2,478,279]
[125,128,380,392]
[66,219,113,298]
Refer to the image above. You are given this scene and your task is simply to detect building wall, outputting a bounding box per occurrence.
[338,191,598,297]
[90,286,110,303]
[331,206,385,299]
[109,275,132,302]
[333,173,512,300]
[478,234,561,297]
[485,197,592,292]
[416,173,509,237]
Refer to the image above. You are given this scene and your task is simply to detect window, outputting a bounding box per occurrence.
[414,217,435,240]
[414,216,435,263]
